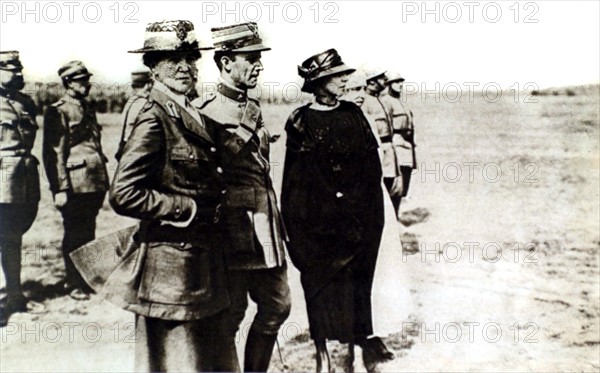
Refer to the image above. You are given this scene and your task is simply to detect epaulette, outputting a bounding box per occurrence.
[141,98,155,112]
[191,92,216,110]
[51,99,65,107]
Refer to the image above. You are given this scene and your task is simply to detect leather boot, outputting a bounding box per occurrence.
[244,329,277,372]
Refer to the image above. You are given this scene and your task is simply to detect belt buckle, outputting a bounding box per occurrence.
[213,203,222,223]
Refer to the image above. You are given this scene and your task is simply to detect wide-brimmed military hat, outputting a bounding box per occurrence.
[58,60,92,81]
[0,51,23,72]
[298,48,355,92]
[129,20,213,53]
[345,71,367,90]
[386,72,405,84]
[131,70,152,84]
[211,22,270,53]
[366,70,387,82]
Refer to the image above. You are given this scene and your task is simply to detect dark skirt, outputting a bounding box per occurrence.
[302,239,379,343]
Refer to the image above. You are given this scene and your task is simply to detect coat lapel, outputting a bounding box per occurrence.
[150,88,214,144]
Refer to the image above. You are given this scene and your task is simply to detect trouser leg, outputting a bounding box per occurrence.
[0,203,38,298]
[245,265,291,372]
[59,193,104,289]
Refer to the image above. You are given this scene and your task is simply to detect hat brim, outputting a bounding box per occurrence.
[69,72,93,80]
[301,64,356,92]
[228,44,271,53]
[128,46,214,53]
[387,77,405,84]
[0,66,23,72]
[366,70,387,81]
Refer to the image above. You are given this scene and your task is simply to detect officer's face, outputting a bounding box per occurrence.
[0,69,25,91]
[390,81,403,94]
[343,86,366,107]
[154,54,198,95]
[223,52,263,89]
[68,77,91,98]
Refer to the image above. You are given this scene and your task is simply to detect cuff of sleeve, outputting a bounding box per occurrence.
[162,198,197,228]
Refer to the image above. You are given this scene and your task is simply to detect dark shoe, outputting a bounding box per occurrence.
[69,288,91,301]
[6,294,46,314]
[366,337,394,361]
[244,329,278,372]
[362,347,380,373]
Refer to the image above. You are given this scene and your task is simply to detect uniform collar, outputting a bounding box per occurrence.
[153,80,188,108]
[218,78,247,102]
[61,94,87,106]
[0,87,17,99]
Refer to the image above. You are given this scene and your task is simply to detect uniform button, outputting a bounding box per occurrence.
[221,189,227,195]
[210,147,217,153]
[189,154,195,160]
[180,242,185,247]
[336,192,344,198]
[175,208,181,214]
[216,167,223,174]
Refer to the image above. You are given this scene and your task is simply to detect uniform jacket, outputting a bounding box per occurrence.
[193,82,286,270]
[363,93,399,178]
[115,91,149,160]
[0,88,40,203]
[381,94,417,169]
[73,82,229,321]
[42,95,109,195]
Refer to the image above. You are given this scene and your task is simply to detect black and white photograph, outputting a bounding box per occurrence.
[1,1,599,372]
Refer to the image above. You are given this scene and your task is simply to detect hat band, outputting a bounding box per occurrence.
[214,36,263,51]
[143,30,198,51]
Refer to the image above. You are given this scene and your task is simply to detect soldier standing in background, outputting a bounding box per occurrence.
[384,72,416,208]
[193,22,291,372]
[42,61,109,301]
[363,71,403,218]
[0,51,44,326]
[115,70,152,160]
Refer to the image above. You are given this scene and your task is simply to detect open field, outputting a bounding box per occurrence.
[1,88,599,372]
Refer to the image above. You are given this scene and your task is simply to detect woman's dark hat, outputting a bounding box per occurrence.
[298,49,355,92]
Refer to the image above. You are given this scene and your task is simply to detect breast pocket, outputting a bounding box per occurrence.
[170,146,209,187]
[138,242,212,305]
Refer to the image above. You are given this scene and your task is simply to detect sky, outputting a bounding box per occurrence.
[1,0,599,90]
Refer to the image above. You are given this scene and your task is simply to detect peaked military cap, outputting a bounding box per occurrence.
[366,70,387,82]
[129,20,213,53]
[298,48,355,92]
[211,22,270,53]
[58,60,92,81]
[386,72,405,84]
[0,51,23,71]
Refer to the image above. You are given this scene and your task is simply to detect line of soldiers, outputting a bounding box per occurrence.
[343,70,417,218]
[1,19,415,373]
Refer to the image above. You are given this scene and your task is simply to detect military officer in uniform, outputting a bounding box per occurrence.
[115,70,152,160]
[383,72,416,210]
[0,51,44,326]
[363,71,403,218]
[193,22,291,372]
[42,61,109,301]
[69,20,235,372]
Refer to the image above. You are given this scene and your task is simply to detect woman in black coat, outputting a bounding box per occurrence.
[281,49,392,372]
